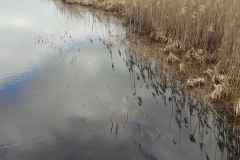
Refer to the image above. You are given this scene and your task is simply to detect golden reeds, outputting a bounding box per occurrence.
[122,0,240,114]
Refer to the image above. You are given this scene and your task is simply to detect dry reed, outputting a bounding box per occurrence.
[186,78,206,88]
[165,52,179,64]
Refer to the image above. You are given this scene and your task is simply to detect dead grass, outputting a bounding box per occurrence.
[165,52,179,64]
[122,0,240,98]
[207,84,232,101]
[179,63,185,74]
[234,99,240,117]
[186,78,206,88]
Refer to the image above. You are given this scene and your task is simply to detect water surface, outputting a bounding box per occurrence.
[0,0,239,160]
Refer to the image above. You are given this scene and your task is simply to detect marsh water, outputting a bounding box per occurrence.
[0,0,240,160]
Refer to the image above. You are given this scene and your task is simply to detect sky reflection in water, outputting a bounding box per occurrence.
[0,0,239,160]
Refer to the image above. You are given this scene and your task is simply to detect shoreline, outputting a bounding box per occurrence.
[58,0,240,126]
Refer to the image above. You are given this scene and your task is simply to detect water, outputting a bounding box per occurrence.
[0,0,239,159]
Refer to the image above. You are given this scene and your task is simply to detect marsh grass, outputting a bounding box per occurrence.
[123,0,240,118]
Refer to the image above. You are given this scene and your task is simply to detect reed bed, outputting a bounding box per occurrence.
[61,0,240,120]
[123,0,240,97]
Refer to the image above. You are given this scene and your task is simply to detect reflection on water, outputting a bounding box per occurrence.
[0,0,240,159]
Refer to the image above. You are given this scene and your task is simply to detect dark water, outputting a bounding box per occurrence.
[0,0,240,160]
